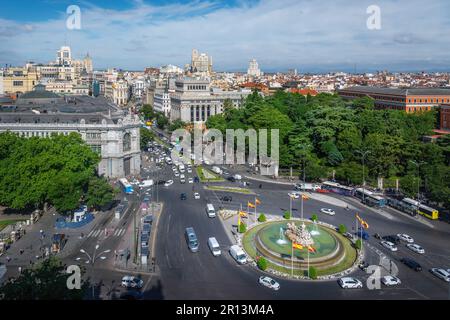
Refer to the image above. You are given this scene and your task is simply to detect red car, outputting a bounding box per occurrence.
[317,189,330,193]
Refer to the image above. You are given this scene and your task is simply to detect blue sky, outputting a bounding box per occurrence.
[1,0,450,72]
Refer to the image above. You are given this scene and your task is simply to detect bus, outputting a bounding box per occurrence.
[321,181,354,196]
[401,198,439,220]
[387,198,417,216]
[354,188,386,207]
[119,178,134,194]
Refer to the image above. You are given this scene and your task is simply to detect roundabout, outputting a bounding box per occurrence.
[242,219,358,278]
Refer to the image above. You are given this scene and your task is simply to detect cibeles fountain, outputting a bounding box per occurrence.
[243,219,357,276]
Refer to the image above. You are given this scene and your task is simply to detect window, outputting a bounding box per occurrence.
[123,133,131,152]
[13,81,23,86]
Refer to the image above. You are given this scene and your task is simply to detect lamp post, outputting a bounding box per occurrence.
[298,143,311,184]
[80,245,111,299]
[409,160,423,214]
[355,150,371,204]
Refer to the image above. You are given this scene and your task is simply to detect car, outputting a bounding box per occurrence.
[194,176,200,183]
[381,241,398,252]
[400,258,422,271]
[180,193,187,200]
[180,178,186,184]
[381,275,401,286]
[227,176,236,182]
[429,268,450,282]
[406,243,425,254]
[343,232,354,240]
[320,208,336,216]
[356,227,370,240]
[397,234,414,243]
[121,276,144,289]
[338,277,363,289]
[373,233,382,240]
[258,276,280,291]
[220,195,232,202]
[382,235,401,245]
[194,192,200,200]
[174,171,180,177]
[358,261,369,272]
[164,180,173,187]
[188,178,194,184]
[187,168,192,173]
[288,192,300,199]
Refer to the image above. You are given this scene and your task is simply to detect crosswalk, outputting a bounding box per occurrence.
[86,228,126,238]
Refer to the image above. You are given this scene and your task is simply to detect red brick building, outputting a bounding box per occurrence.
[440,105,450,131]
[338,86,450,113]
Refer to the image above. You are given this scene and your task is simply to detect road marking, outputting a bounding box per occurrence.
[87,230,95,237]
[114,229,120,236]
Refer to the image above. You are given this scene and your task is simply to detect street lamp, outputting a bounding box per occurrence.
[355,150,371,204]
[80,245,111,299]
[409,160,423,214]
[298,143,311,184]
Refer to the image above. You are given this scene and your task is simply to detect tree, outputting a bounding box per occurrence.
[140,127,154,150]
[355,239,362,250]
[140,104,156,120]
[156,113,169,130]
[308,266,318,279]
[311,214,318,222]
[239,222,247,233]
[338,224,347,234]
[258,213,267,222]
[85,177,115,210]
[0,257,88,300]
[169,119,187,132]
[257,257,268,271]
[283,211,291,219]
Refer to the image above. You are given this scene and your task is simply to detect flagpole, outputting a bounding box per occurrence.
[254,196,257,224]
[289,196,292,219]
[291,244,294,277]
[307,249,310,278]
[301,193,304,221]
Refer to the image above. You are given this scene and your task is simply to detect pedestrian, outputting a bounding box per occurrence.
[6,256,11,263]
[20,249,24,255]
[18,266,22,273]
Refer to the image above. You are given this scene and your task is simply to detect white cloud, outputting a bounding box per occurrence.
[1,0,450,71]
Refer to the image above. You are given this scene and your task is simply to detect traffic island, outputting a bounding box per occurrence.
[241,219,360,280]
[196,166,225,182]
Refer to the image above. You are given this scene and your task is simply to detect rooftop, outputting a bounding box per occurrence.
[339,86,450,96]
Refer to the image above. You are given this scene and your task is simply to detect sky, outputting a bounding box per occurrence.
[1,0,450,72]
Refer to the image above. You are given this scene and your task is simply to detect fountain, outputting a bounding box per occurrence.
[310,221,320,236]
[276,227,288,245]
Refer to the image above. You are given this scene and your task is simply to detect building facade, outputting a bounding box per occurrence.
[338,86,450,113]
[440,105,450,131]
[1,67,38,94]
[0,88,141,178]
[247,59,262,77]
[170,78,249,124]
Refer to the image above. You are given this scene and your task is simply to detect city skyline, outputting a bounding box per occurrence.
[1,0,450,73]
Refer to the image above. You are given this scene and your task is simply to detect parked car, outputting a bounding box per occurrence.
[320,208,336,216]
[220,195,232,202]
[229,245,247,264]
[258,276,280,291]
[430,268,450,282]
[194,192,200,200]
[373,233,382,240]
[400,258,422,271]
[338,277,363,289]
[358,261,369,272]
[397,234,414,243]
[188,178,194,184]
[406,243,425,254]
[227,176,236,182]
[121,276,144,289]
[381,241,398,252]
[180,193,187,200]
[381,275,401,286]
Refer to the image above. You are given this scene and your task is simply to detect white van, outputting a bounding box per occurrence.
[229,245,247,264]
[207,237,221,256]
[233,174,242,180]
[206,203,216,218]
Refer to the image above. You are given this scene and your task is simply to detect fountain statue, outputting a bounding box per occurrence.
[285,222,314,246]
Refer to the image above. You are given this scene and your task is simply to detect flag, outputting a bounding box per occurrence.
[255,198,261,205]
[301,194,310,200]
[307,246,316,253]
[292,243,303,250]
[238,214,241,226]
[239,211,247,217]
[356,214,369,229]
[248,202,256,209]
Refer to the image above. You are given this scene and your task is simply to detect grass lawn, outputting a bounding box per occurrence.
[205,185,254,194]
[196,166,224,182]
[0,219,25,231]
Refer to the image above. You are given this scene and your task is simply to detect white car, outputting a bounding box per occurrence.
[194,192,200,200]
[188,178,194,184]
[288,192,300,199]
[258,276,280,291]
[174,171,180,177]
[338,277,363,289]
[121,276,144,289]
[320,208,336,216]
[381,275,401,286]
[430,268,450,282]
[381,241,398,252]
[397,233,414,243]
[164,180,174,187]
[406,243,425,254]
[187,168,192,173]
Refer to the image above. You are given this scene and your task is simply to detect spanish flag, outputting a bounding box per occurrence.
[307,246,316,253]
[255,198,261,205]
[239,210,247,217]
[292,243,303,250]
[248,202,256,209]
[356,214,369,229]
[302,194,310,200]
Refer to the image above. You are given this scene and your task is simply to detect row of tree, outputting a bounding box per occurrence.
[206,91,450,208]
[0,132,115,214]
